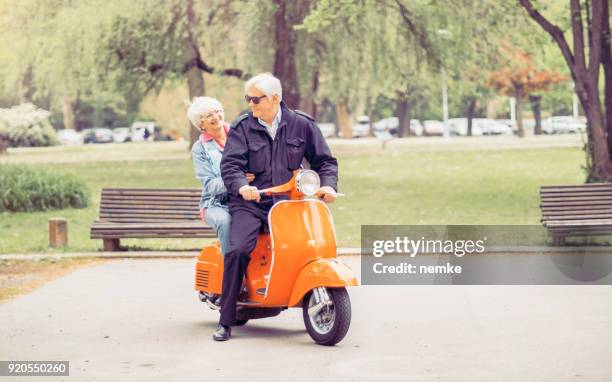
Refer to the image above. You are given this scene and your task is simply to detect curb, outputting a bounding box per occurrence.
[0,248,362,260]
[2,246,612,261]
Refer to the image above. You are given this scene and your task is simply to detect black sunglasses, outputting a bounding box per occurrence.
[245,95,267,105]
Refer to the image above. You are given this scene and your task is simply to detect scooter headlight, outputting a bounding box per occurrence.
[296,170,320,196]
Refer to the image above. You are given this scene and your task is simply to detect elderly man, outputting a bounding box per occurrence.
[212,73,338,341]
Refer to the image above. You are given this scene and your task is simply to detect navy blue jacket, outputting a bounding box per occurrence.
[220,102,338,212]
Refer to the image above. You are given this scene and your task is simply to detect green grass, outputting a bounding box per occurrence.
[0,140,586,253]
[0,164,89,212]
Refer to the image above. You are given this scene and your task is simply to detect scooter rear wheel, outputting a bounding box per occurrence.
[303,287,351,346]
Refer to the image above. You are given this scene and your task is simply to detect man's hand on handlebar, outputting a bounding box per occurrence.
[239,185,261,202]
[317,186,338,204]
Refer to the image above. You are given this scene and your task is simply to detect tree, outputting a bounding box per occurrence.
[486,43,566,137]
[101,0,246,146]
[272,0,311,109]
[600,0,612,154]
[301,0,445,138]
[519,0,612,181]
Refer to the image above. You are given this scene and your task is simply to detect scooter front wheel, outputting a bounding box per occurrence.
[302,287,351,346]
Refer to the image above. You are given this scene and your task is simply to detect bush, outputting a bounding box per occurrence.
[0,165,89,212]
[0,103,59,151]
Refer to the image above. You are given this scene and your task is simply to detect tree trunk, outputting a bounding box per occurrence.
[273,0,309,109]
[601,0,612,156]
[332,106,340,138]
[0,137,8,154]
[61,95,76,130]
[529,94,543,135]
[395,91,411,138]
[183,0,205,148]
[299,68,319,118]
[186,64,205,145]
[19,65,34,103]
[579,80,612,181]
[515,84,525,138]
[366,96,374,137]
[466,97,476,137]
[335,101,352,139]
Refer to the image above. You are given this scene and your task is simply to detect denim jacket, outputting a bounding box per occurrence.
[191,124,230,211]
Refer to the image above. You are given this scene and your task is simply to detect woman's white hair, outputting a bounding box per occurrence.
[244,72,283,101]
[186,96,224,128]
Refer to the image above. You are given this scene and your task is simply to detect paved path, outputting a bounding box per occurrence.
[1,256,611,381]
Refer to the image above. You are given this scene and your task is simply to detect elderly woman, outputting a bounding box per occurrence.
[188,97,253,258]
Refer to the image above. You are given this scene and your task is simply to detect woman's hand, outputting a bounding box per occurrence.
[246,173,255,183]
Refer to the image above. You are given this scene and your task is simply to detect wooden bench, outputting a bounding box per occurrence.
[540,183,612,246]
[90,188,215,251]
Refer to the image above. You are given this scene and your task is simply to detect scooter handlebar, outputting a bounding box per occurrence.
[256,189,345,197]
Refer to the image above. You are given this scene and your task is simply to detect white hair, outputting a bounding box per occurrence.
[244,72,283,101]
[186,96,224,128]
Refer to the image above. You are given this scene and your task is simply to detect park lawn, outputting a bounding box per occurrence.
[0,143,585,253]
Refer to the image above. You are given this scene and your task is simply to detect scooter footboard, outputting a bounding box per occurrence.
[288,259,358,307]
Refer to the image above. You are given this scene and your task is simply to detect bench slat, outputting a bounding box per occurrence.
[100,210,200,216]
[541,184,612,190]
[545,219,612,226]
[100,203,198,209]
[542,214,612,220]
[539,196,612,202]
[97,219,200,223]
[102,190,201,197]
[541,204,612,210]
[99,196,200,203]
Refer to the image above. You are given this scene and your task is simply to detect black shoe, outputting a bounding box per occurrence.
[212,324,231,341]
[206,295,221,311]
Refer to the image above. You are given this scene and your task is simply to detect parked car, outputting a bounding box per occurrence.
[131,121,157,141]
[372,117,396,132]
[373,117,423,136]
[56,129,83,145]
[351,115,371,137]
[447,118,483,136]
[423,120,445,136]
[408,120,424,136]
[316,123,335,138]
[541,116,586,134]
[475,119,513,135]
[153,126,173,141]
[82,127,114,144]
[112,127,131,143]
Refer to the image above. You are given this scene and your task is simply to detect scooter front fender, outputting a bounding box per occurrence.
[288,259,358,307]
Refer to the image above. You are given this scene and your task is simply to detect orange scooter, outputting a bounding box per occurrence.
[194,170,358,345]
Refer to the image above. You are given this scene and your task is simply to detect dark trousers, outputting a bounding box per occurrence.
[219,207,269,327]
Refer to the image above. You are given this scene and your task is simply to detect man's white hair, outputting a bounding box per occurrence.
[244,72,283,101]
[186,96,224,128]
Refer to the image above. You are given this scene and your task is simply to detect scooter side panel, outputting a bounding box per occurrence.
[195,244,223,294]
[288,259,358,307]
[245,234,272,303]
[265,200,337,306]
